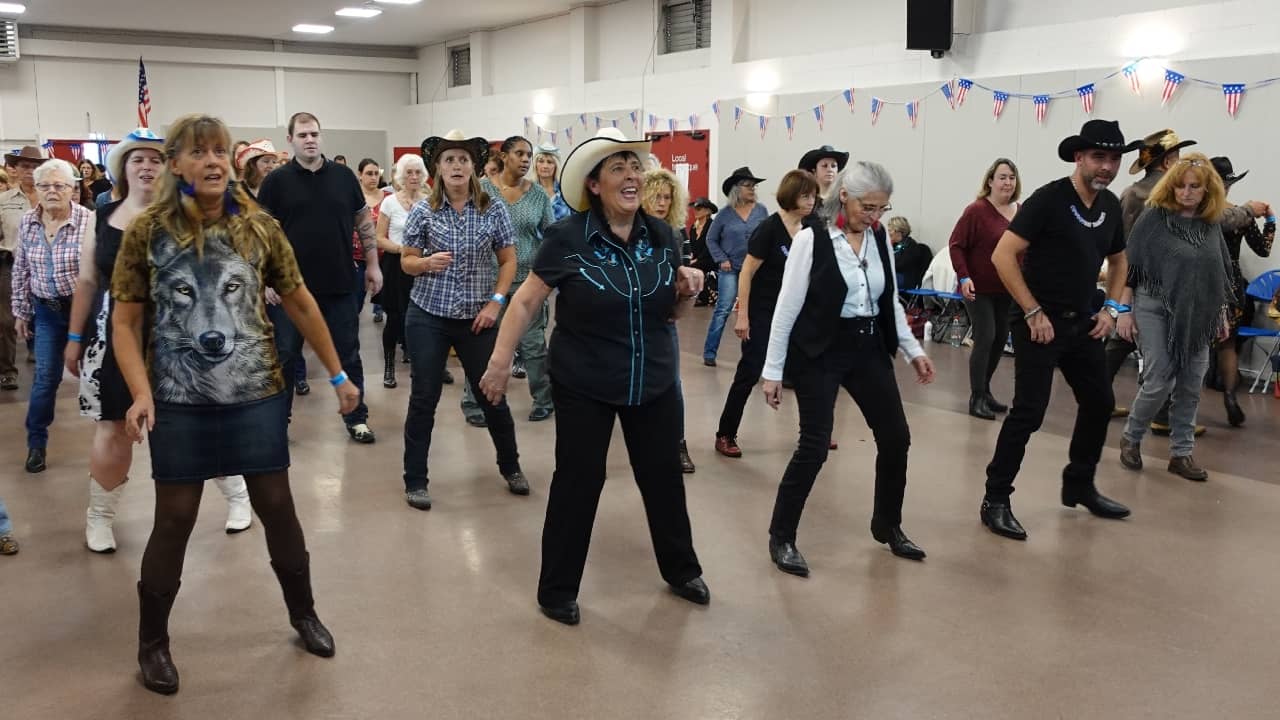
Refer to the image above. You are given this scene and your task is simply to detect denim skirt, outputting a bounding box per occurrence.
[148,392,291,483]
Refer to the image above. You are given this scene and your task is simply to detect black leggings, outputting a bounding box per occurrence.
[965,295,1012,397]
[140,472,307,594]
[380,254,413,357]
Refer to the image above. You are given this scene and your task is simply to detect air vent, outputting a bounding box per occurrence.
[0,20,19,62]
[662,0,710,55]
[449,44,470,87]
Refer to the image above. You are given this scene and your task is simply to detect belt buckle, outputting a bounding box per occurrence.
[1061,310,1079,319]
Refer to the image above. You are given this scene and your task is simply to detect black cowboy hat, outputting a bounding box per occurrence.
[798,145,849,173]
[689,197,718,213]
[1210,156,1248,187]
[721,166,766,197]
[1129,128,1198,175]
[420,129,489,170]
[1057,120,1143,163]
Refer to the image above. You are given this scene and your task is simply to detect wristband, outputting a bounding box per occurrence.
[1023,306,1043,321]
[329,371,348,387]
[1118,304,1132,314]
[491,293,507,306]
[67,332,82,343]
[959,277,970,285]
[1266,216,1277,224]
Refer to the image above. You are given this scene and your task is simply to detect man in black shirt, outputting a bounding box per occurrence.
[980,120,1138,541]
[258,112,384,443]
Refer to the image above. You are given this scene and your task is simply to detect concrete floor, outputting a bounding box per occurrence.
[1,309,1278,719]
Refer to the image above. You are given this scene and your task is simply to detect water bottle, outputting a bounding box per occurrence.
[923,320,933,342]
[947,321,966,347]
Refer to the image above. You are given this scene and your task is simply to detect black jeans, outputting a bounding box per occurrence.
[985,312,1113,502]
[402,304,520,492]
[538,381,702,607]
[269,293,368,426]
[768,320,912,544]
[716,307,773,440]
[965,294,1012,398]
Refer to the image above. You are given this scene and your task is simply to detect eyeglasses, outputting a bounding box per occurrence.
[854,200,892,216]
[35,182,73,192]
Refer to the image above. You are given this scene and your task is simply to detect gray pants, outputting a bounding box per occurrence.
[1122,292,1210,457]
[462,282,553,419]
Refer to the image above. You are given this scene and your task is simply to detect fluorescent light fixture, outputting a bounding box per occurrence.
[292,24,335,34]
[373,0,422,4]
[336,7,382,17]
[0,3,27,14]
[745,93,773,111]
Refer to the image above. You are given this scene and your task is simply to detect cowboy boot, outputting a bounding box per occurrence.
[383,350,397,389]
[212,476,253,534]
[271,552,335,658]
[137,581,180,695]
[86,477,126,553]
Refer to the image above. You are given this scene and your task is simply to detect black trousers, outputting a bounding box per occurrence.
[985,312,1113,502]
[270,293,368,426]
[537,381,702,607]
[715,307,773,440]
[965,294,1012,397]
[768,320,912,544]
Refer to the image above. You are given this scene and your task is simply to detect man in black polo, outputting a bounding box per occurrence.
[258,111,384,443]
[979,120,1137,541]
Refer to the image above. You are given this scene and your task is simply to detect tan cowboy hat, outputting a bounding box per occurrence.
[420,129,489,171]
[4,145,49,168]
[235,139,277,172]
[1128,128,1197,175]
[558,127,652,213]
[106,128,164,183]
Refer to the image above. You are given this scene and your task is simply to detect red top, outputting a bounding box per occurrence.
[352,201,380,262]
[949,198,1016,296]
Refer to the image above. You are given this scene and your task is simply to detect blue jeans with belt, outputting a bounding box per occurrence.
[26,299,70,449]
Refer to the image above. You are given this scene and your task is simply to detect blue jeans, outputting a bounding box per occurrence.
[269,293,368,426]
[0,495,12,535]
[702,270,739,361]
[26,300,70,449]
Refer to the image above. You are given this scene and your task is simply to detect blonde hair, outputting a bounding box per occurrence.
[138,113,278,260]
[1146,152,1227,223]
[429,172,491,213]
[641,168,687,230]
[886,216,911,236]
[977,157,1022,202]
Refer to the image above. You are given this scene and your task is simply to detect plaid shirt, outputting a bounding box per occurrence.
[10,203,91,321]
[402,196,515,319]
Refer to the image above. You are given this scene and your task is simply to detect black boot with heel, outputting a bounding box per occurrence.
[137,581,180,695]
[271,552,336,658]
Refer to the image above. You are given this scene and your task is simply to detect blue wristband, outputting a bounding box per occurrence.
[1104,299,1122,311]
[329,371,348,387]
[1267,216,1277,224]
[67,332,82,343]
[959,277,970,285]
[1118,304,1132,313]
[491,293,507,306]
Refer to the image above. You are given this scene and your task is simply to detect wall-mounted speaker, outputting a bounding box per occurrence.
[906,0,953,54]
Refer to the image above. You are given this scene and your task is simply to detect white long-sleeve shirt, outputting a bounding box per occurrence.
[762,224,925,381]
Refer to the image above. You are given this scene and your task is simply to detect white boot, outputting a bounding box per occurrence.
[86,477,126,553]
[213,476,253,534]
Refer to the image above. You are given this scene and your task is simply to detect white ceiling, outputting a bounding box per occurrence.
[14,0,590,48]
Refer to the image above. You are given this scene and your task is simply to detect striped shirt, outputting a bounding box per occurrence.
[10,203,92,320]
[402,195,515,319]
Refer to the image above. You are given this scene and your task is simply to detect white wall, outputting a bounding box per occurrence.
[490,14,571,93]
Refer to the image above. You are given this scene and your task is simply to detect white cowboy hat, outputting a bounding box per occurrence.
[558,127,652,213]
[235,139,277,172]
[106,128,164,183]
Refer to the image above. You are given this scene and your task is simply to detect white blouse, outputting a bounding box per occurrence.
[762,225,925,381]
[379,194,412,247]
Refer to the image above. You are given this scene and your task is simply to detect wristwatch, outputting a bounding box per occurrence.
[1104,306,1120,320]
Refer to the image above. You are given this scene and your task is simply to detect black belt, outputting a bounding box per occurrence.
[0,250,12,266]
[839,316,878,335]
[35,296,72,312]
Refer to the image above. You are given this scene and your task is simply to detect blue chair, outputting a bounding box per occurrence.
[1242,270,1280,393]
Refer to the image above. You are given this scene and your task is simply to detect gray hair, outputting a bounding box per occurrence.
[34,158,78,185]
[727,184,745,206]
[393,153,427,187]
[822,160,893,222]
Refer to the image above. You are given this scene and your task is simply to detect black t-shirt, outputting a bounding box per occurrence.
[256,157,365,295]
[1008,177,1124,314]
[532,211,679,407]
[745,213,793,314]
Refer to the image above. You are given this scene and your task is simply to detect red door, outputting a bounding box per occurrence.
[646,130,710,227]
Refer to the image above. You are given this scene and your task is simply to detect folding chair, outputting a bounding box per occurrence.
[1241,270,1280,394]
[899,288,939,339]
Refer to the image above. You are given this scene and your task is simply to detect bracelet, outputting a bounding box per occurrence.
[67,332,82,343]
[1023,306,1043,321]
[329,371,348,387]
[491,293,507,306]
[1118,304,1132,314]
[1267,216,1277,224]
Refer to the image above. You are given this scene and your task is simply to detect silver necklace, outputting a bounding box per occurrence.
[1070,177,1106,229]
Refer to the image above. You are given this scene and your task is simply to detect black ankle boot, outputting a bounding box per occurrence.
[383,351,397,389]
[1224,391,1245,427]
[137,581,180,695]
[271,552,336,658]
[969,394,995,420]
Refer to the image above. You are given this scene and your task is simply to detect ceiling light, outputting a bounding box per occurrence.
[293,24,335,34]
[0,3,26,14]
[373,0,422,4]
[336,7,382,18]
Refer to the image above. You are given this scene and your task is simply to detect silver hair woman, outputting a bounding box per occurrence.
[761,160,936,576]
[34,158,80,187]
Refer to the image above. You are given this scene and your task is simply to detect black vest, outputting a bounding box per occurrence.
[788,223,899,360]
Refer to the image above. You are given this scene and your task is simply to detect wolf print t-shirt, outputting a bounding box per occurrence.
[111,213,304,406]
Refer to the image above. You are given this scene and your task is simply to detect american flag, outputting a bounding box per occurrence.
[784,115,795,140]
[689,113,698,130]
[669,118,677,133]
[1077,84,1095,115]
[842,88,855,113]
[137,58,152,128]
[1034,95,1049,124]
[1122,63,1141,95]
[956,79,973,107]
[940,81,956,109]
[733,105,743,129]
[813,104,825,131]
[711,101,720,121]
[1223,83,1245,118]
[550,131,557,145]
[758,115,768,139]
[629,111,638,129]
[869,97,883,125]
[906,101,919,128]
[565,126,573,144]
[992,91,1008,121]
[1161,70,1185,106]
[648,114,658,132]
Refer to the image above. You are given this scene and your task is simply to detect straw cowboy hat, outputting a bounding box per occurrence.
[4,145,49,168]
[1128,128,1198,175]
[420,129,490,170]
[235,139,277,172]
[1057,120,1142,163]
[107,128,164,182]
[557,127,652,213]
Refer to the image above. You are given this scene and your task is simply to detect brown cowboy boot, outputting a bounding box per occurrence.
[271,552,336,658]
